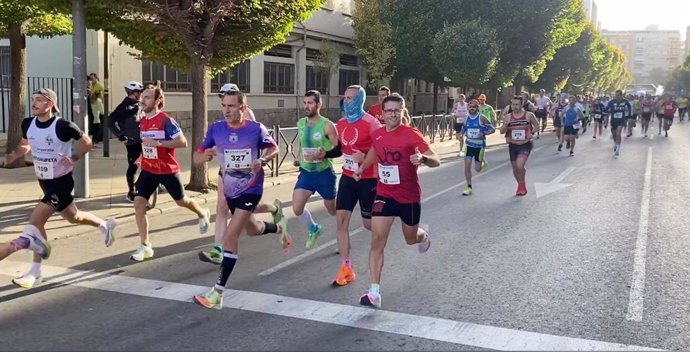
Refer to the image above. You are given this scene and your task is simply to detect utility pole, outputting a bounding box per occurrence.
[72,0,89,197]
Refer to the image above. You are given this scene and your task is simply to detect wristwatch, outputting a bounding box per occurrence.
[259,157,268,166]
[421,155,428,164]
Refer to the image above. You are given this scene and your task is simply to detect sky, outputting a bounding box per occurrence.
[595,0,689,40]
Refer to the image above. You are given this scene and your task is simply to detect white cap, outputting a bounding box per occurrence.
[124,81,144,91]
[219,83,239,94]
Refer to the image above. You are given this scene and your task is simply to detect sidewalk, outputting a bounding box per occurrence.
[0,129,525,242]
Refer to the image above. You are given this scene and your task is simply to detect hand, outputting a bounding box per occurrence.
[503,114,511,125]
[352,167,363,181]
[142,138,160,147]
[410,147,424,166]
[250,159,263,173]
[57,153,75,168]
[4,151,17,166]
[118,135,129,142]
[352,149,365,163]
[203,149,216,161]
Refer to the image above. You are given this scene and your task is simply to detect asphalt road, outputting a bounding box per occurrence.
[2,121,690,351]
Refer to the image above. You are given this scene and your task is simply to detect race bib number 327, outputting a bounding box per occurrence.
[224,148,252,169]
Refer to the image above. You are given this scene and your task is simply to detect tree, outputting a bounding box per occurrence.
[0,1,71,168]
[351,0,395,92]
[667,55,690,92]
[431,21,500,87]
[311,40,340,111]
[81,0,324,190]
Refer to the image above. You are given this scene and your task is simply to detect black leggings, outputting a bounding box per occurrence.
[126,144,142,193]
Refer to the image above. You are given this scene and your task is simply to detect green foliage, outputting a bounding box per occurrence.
[667,55,690,92]
[311,39,340,91]
[351,0,395,91]
[431,21,500,86]
[81,0,323,73]
[0,0,71,37]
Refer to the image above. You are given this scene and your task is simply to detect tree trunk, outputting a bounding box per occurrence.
[432,82,439,115]
[4,23,27,168]
[186,58,209,192]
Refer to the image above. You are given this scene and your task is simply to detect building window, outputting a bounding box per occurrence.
[0,47,9,87]
[340,54,358,67]
[306,48,321,61]
[264,62,294,94]
[142,60,190,92]
[211,60,251,92]
[264,44,293,58]
[306,66,329,93]
[338,69,359,94]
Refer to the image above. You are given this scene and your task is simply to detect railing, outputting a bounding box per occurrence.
[0,76,74,133]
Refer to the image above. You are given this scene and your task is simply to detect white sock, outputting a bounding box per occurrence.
[29,262,42,276]
[299,209,317,229]
[98,221,108,234]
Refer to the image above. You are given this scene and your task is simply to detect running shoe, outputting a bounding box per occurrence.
[557,144,562,152]
[614,150,620,159]
[277,217,292,251]
[480,160,488,172]
[193,288,223,310]
[332,266,356,287]
[130,244,154,261]
[359,291,382,308]
[125,192,135,203]
[417,224,431,254]
[12,273,41,288]
[272,199,284,225]
[305,224,323,250]
[462,186,473,196]
[569,151,574,157]
[516,183,528,196]
[198,244,223,265]
[19,225,51,260]
[199,208,211,234]
[103,218,116,247]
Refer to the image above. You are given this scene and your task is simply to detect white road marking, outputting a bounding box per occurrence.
[259,144,546,276]
[626,146,653,322]
[0,261,663,351]
[534,167,575,198]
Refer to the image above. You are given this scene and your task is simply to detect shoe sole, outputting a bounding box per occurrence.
[104,218,116,247]
[359,295,381,308]
[12,276,42,289]
[199,209,211,234]
[130,252,154,262]
[198,251,222,265]
[332,276,356,287]
[305,227,322,250]
[193,295,222,310]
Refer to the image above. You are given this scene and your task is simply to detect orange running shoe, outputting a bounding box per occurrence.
[332,266,356,286]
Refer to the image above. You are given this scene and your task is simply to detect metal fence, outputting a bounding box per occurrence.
[0,76,73,132]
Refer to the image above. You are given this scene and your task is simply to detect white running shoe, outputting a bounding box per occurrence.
[12,273,42,288]
[101,218,116,247]
[199,208,211,234]
[130,244,154,261]
[417,224,431,254]
[20,225,51,259]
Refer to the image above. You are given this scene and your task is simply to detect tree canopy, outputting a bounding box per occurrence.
[351,0,395,91]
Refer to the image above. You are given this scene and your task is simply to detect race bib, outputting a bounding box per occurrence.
[224,148,252,169]
[511,130,526,141]
[613,112,623,119]
[466,128,481,139]
[378,164,400,185]
[573,122,581,129]
[142,145,158,159]
[34,160,54,179]
[456,117,464,123]
[342,154,358,172]
[302,147,320,164]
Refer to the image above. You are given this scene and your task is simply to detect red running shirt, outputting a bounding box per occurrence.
[663,100,678,117]
[372,125,430,204]
[367,103,384,123]
[336,114,382,179]
[139,111,183,174]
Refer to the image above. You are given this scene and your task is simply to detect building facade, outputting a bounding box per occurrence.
[601,26,682,84]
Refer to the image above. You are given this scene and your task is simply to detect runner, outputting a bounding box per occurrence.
[640,95,654,137]
[4,88,116,288]
[478,94,497,126]
[660,95,678,137]
[353,94,439,308]
[677,94,687,121]
[367,86,391,124]
[550,94,568,152]
[192,89,287,310]
[332,85,382,287]
[592,96,606,139]
[198,83,285,265]
[562,96,584,157]
[580,95,591,135]
[293,90,340,249]
[535,89,553,138]
[626,94,639,138]
[129,84,211,261]
[606,90,632,158]
[499,95,539,196]
[452,93,469,157]
[461,99,495,195]
[109,81,145,202]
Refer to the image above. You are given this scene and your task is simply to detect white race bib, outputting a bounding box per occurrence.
[302,147,320,164]
[613,112,623,119]
[142,145,158,159]
[378,164,400,185]
[466,128,481,139]
[456,117,463,123]
[511,130,526,141]
[342,154,358,172]
[34,160,54,179]
[573,122,581,129]
[224,148,252,169]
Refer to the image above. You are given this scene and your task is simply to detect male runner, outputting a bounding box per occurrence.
[192,90,285,310]
[109,81,144,202]
[592,96,606,139]
[677,94,687,121]
[353,94,440,308]
[640,95,654,137]
[478,94,496,125]
[551,94,568,151]
[452,93,469,157]
[606,90,632,158]
[367,86,391,123]
[562,97,584,157]
[129,85,211,261]
[535,89,552,137]
[660,95,678,137]
[462,100,495,195]
[4,88,116,288]
[500,96,539,196]
[331,85,382,287]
